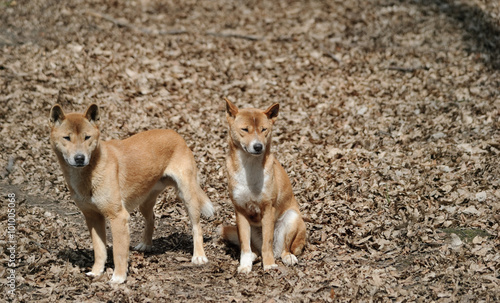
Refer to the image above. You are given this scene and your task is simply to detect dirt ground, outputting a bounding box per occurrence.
[1,0,499,301]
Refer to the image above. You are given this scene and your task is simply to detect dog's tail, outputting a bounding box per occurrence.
[168,167,214,219]
[218,225,263,252]
[199,188,215,219]
[218,225,239,246]
[193,166,214,219]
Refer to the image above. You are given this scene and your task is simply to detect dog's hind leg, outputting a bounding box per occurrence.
[83,210,107,277]
[133,193,159,252]
[180,181,208,264]
[168,165,212,265]
[219,225,239,246]
[290,216,306,257]
[274,209,305,266]
[219,225,259,261]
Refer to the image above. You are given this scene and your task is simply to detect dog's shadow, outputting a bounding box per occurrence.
[147,232,212,256]
[220,241,240,261]
[57,232,213,270]
[57,247,105,271]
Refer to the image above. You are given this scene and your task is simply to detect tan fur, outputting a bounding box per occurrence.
[221,99,306,273]
[49,104,214,284]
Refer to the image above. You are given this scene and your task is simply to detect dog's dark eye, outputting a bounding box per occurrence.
[262,128,267,132]
[63,136,71,141]
[241,128,249,133]
[84,135,91,141]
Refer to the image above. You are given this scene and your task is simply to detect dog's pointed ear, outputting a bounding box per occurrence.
[225,98,239,118]
[264,103,279,122]
[85,104,100,125]
[49,104,65,126]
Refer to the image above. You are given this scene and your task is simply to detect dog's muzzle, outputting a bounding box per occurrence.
[67,153,89,167]
[247,142,264,155]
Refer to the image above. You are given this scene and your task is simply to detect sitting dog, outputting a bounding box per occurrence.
[49,104,214,283]
[220,99,306,273]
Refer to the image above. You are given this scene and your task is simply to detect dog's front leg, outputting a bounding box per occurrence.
[83,210,107,277]
[261,204,277,271]
[109,208,130,284]
[236,211,254,273]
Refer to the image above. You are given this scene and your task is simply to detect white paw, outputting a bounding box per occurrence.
[85,271,102,277]
[263,263,278,271]
[109,273,126,284]
[133,242,152,252]
[282,254,298,266]
[237,265,252,274]
[251,252,258,262]
[191,255,209,265]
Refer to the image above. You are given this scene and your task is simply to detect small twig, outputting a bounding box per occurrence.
[323,50,342,64]
[320,45,342,64]
[273,36,294,42]
[386,66,429,72]
[205,31,262,41]
[85,10,186,36]
[86,10,263,41]
[85,10,144,33]
[157,29,188,35]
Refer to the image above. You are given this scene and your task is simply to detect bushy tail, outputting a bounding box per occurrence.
[200,190,214,219]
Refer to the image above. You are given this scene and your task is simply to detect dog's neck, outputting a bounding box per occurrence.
[57,142,104,199]
[228,138,272,169]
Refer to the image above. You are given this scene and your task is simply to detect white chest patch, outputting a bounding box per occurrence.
[69,176,86,201]
[68,174,101,208]
[232,157,270,207]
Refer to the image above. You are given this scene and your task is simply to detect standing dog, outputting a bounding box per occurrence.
[49,104,214,283]
[221,99,306,273]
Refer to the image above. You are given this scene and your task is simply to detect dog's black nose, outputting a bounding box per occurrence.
[253,143,263,153]
[74,154,86,165]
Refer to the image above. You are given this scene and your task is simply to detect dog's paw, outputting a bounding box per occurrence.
[109,273,126,284]
[237,265,252,274]
[191,255,209,265]
[86,271,102,277]
[263,263,278,271]
[133,242,152,252]
[251,252,258,262]
[282,253,298,266]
